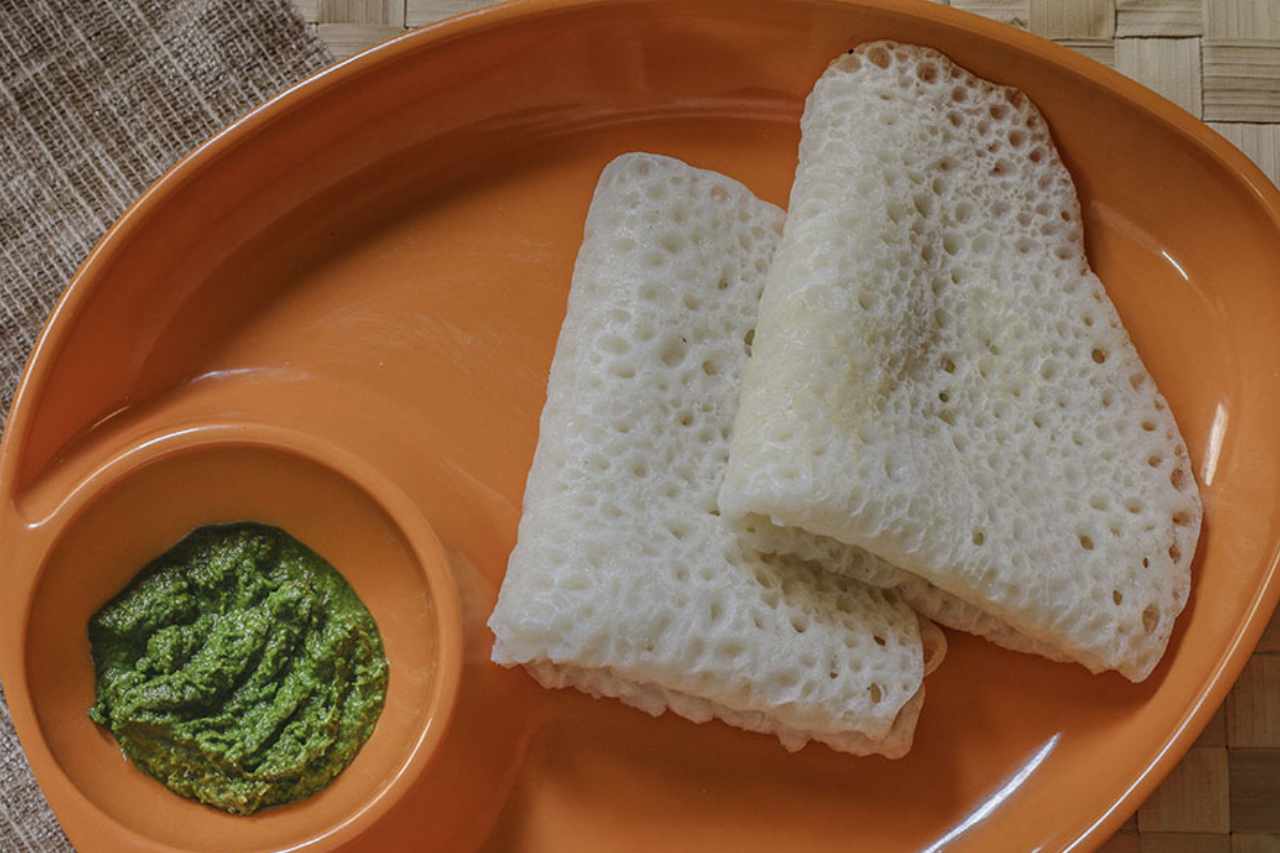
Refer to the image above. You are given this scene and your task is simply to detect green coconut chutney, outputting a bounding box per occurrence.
[88,522,389,815]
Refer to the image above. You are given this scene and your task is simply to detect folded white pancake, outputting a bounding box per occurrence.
[488,153,943,756]
[720,42,1202,682]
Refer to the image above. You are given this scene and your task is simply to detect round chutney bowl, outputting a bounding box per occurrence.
[4,424,463,852]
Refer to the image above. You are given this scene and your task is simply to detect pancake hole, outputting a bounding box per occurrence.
[1171,468,1186,490]
[1009,129,1026,147]
[874,634,887,646]
[1168,543,1182,562]
[1130,373,1145,390]
[660,338,688,367]
[601,335,630,355]
[918,62,938,82]
[868,46,891,68]
[1092,348,1107,364]
[1029,147,1045,163]
[743,328,755,355]
[972,529,985,546]
[1079,534,1095,551]
[1142,557,1150,568]
[869,684,883,704]
[1113,590,1123,605]
[1172,511,1191,526]
[658,233,683,254]
[1148,454,1162,468]
[1141,420,1156,432]
[1142,606,1159,634]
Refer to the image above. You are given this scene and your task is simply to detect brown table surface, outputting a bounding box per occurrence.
[297,2,1280,850]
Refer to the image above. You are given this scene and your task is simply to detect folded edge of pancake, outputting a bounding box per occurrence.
[720,42,1201,682]
[744,514,1070,664]
[488,152,939,755]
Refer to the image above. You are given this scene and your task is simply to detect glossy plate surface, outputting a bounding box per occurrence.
[2,1,1279,850]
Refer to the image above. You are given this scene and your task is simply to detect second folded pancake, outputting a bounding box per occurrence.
[721,42,1201,682]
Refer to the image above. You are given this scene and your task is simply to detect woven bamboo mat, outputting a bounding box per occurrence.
[293,2,1280,850]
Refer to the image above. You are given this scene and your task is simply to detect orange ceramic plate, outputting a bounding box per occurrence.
[2,1,1279,851]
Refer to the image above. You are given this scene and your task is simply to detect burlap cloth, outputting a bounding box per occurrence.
[0,2,331,848]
